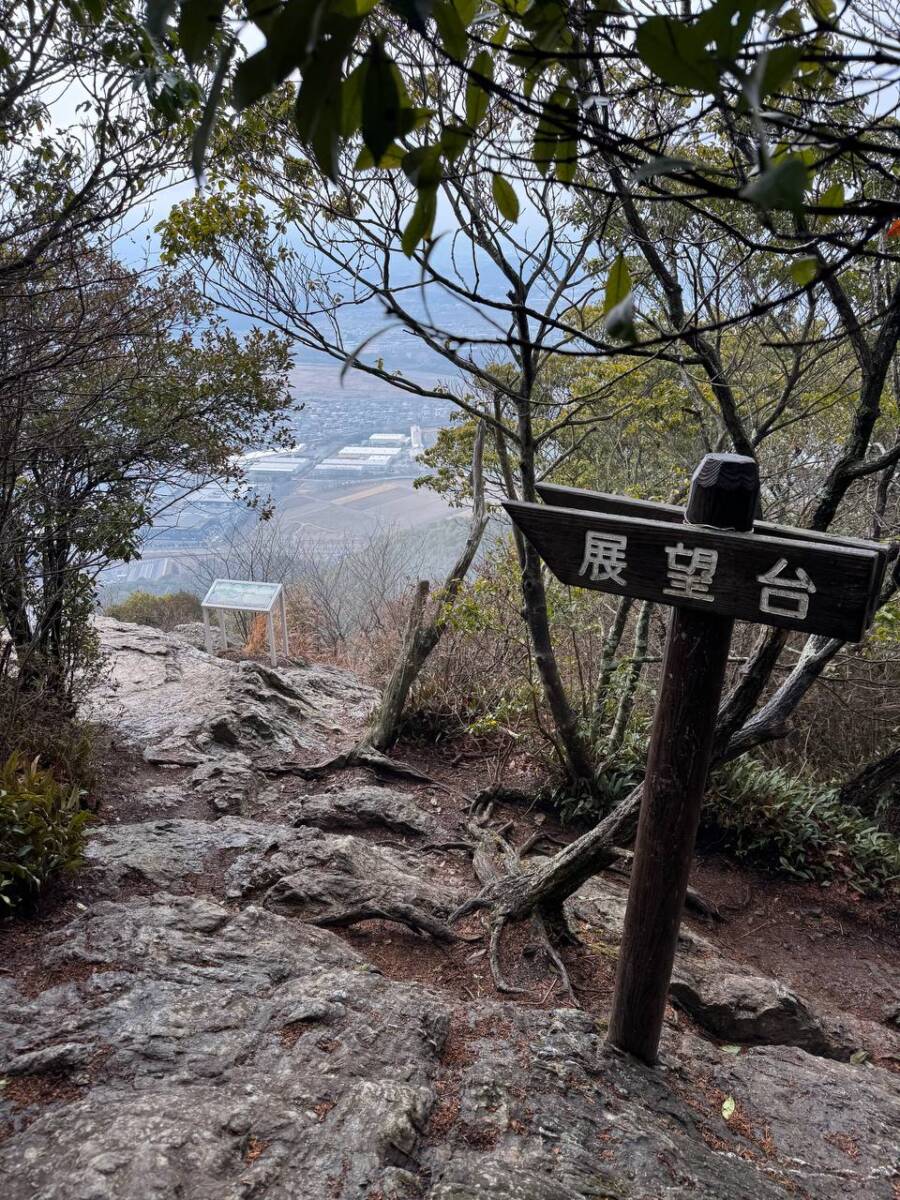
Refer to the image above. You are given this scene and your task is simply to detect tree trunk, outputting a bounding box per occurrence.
[592,594,633,740]
[607,599,652,754]
[513,387,595,785]
[837,748,900,818]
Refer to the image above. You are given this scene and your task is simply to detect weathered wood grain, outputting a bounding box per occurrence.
[606,453,756,1065]
[503,499,883,642]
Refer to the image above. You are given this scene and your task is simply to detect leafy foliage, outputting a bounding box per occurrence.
[106,590,202,631]
[707,758,900,895]
[0,754,91,912]
[0,248,292,716]
[76,0,894,260]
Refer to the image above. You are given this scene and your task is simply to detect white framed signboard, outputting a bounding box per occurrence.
[201,578,288,667]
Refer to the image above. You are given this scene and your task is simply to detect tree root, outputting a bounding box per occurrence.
[531,910,578,1006]
[267,745,448,787]
[469,785,541,825]
[308,899,460,943]
[607,852,723,921]
[454,820,580,1001]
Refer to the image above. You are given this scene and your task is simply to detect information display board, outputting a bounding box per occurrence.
[201,578,288,666]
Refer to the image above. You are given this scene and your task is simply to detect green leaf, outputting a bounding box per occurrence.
[777,7,805,34]
[386,0,433,32]
[401,187,437,255]
[722,1095,736,1120]
[295,21,366,181]
[146,0,177,40]
[720,1044,742,1056]
[816,181,844,226]
[178,0,226,64]
[790,256,818,286]
[635,16,720,92]
[465,50,493,128]
[808,0,835,23]
[584,0,624,24]
[354,142,405,169]
[434,0,467,59]
[233,47,278,110]
[695,0,756,58]
[604,252,632,313]
[555,138,577,184]
[441,123,472,162]
[756,45,802,101]
[191,40,234,178]
[740,156,809,213]
[491,172,520,221]
[363,39,407,164]
[402,144,442,189]
[453,0,477,26]
[339,62,367,138]
[333,0,379,14]
[533,86,574,176]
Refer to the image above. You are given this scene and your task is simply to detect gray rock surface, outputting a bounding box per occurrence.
[171,621,224,652]
[3,620,898,1199]
[575,873,897,1064]
[85,816,460,921]
[189,753,259,814]
[5,895,897,1199]
[288,784,439,836]
[669,968,849,1057]
[89,618,377,766]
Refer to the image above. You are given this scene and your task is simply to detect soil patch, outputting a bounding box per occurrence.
[689,854,900,1028]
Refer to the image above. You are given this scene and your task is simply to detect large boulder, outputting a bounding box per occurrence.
[88,618,377,766]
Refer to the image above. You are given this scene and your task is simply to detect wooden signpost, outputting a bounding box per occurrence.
[504,453,887,1065]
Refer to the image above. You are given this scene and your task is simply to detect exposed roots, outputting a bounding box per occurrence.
[268,744,448,787]
[272,746,436,782]
[308,898,460,943]
[468,785,541,826]
[530,910,578,1006]
[608,851,723,922]
[452,820,581,1002]
[487,915,524,994]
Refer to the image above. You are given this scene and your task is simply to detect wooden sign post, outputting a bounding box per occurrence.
[504,453,887,1066]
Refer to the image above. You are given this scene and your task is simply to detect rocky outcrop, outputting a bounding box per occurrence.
[288,784,440,836]
[2,620,898,1199]
[89,617,377,766]
[3,891,898,1199]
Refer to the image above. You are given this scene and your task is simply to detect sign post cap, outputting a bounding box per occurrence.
[686,453,760,532]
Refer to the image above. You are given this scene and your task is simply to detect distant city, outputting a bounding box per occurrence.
[101,372,462,597]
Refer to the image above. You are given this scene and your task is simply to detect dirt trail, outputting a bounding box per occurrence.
[1,620,898,1199]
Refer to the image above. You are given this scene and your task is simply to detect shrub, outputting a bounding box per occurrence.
[0,754,91,913]
[105,589,202,631]
[0,675,100,789]
[707,758,900,896]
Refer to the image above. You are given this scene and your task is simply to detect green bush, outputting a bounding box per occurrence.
[0,754,91,913]
[105,589,202,631]
[707,758,900,896]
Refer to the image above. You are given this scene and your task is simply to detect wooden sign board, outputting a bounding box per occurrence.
[504,498,886,643]
[536,482,893,568]
[521,456,888,1067]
